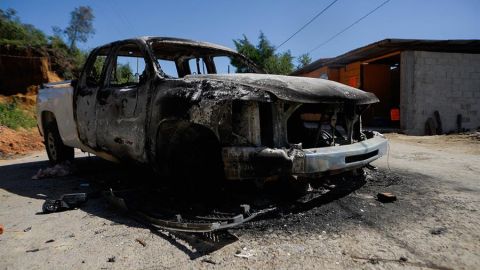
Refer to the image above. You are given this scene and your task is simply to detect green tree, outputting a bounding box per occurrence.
[0,8,48,46]
[232,32,294,75]
[0,8,90,79]
[64,6,95,50]
[113,63,134,84]
[297,53,312,69]
[47,24,88,79]
[0,8,16,20]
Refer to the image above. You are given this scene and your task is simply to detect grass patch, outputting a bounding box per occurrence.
[0,101,36,130]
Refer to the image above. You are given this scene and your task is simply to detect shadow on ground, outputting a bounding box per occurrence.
[0,155,429,260]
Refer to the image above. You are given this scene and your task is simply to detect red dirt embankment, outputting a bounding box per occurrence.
[0,125,43,159]
[0,45,62,95]
[0,87,45,159]
[0,45,63,158]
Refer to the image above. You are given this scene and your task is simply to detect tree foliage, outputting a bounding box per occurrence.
[232,32,295,75]
[65,6,95,50]
[0,7,92,79]
[297,53,312,69]
[114,63,135,84]
[0,8,48,46]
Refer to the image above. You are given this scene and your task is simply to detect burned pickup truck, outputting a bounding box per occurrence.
[37,37,387,187]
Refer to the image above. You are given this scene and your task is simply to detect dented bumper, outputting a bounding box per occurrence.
[222,135,388,180]
[299,136,388,175]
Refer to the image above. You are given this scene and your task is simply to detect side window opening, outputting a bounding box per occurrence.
[109,44,147,87]
[188,58,207,75]
[157,59,178,78]
[85,49,109,87]
[185,56,238,75]
[213,56,236,74]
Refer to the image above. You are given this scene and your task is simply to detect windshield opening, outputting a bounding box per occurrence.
[148,40,262,78]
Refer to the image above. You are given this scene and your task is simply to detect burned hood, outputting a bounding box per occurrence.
[184,73,379,104]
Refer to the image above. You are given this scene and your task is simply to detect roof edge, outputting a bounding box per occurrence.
[292,38,480,75]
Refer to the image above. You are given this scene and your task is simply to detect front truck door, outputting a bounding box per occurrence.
[95,42,151,161]
[75,47,110,149]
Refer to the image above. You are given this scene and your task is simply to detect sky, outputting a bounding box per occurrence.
[1,0,479,62]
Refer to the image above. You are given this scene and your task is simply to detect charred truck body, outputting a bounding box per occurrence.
[37,37,387,186]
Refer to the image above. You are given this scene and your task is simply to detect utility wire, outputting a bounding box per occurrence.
[94,2,124,37]
[276,0,339,50]
[109,0,139,37]
[308,0,392,54]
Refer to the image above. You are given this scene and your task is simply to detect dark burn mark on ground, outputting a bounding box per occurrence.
[234,169,437,237]
[1,155,438,235]
[0,156,448,259]
[69,155,439,242]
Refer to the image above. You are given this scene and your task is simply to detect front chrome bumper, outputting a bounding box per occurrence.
[222,135,388,180]
[298,136,388,175]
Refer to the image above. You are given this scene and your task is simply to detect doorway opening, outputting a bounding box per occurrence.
[361,52,401,129]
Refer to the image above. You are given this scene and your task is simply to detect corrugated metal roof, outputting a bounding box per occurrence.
[292,38,480,75]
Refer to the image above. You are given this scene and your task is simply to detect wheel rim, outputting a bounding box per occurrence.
[47,132,57,160]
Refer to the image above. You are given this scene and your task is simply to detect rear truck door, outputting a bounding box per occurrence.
[75,46,111,149]
[95,41,151,161]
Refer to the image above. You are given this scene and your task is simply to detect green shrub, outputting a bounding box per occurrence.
[0,8,48,47]
[0,102,36,130]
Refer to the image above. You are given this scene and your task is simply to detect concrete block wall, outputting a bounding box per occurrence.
[401,51,480,135]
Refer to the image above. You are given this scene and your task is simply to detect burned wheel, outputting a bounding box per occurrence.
[156,122,224,199]
[44,120,74,165]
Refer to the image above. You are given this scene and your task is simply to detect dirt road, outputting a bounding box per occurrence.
[0,134,479,269]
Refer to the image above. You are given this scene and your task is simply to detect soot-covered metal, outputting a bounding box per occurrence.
[72,37,386,186]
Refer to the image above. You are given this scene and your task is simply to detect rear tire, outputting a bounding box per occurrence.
[44,119,74,165]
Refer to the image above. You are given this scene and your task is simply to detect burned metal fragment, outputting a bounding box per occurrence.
[377,192,397,203]
[42,193,87,213]
[103,189,275,232]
